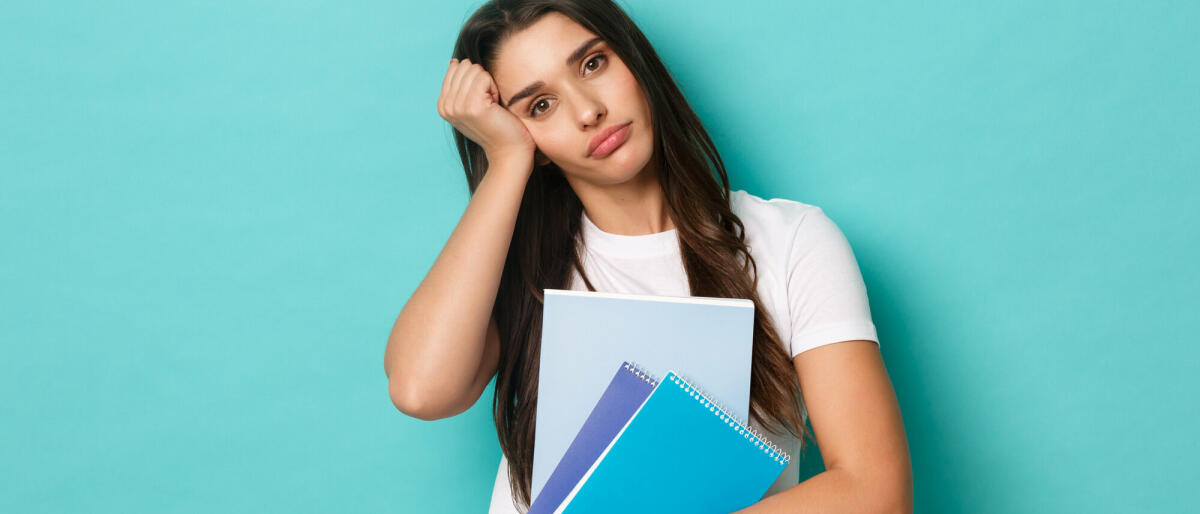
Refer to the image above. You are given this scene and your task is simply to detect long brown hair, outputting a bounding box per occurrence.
[449,0,810,509]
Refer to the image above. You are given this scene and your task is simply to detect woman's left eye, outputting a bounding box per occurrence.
[584,53,606,73]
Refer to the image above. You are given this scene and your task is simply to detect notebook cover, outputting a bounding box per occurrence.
[533,289,755,498]
[555,371,789,514]
[527,362,657,514]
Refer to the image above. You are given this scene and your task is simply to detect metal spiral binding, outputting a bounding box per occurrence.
[621,361,658,386]
[669,372,791,465]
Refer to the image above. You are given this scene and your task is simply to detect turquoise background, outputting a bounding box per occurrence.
[2,0,1196,512]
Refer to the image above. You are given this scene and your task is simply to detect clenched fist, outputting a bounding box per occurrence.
[437,58,537,164]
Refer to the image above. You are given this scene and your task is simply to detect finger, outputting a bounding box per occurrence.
[487,74,501,106]
[448,59,476,112]
[439,59,458,115]
[453,63,482,114]
[464,69,493,113]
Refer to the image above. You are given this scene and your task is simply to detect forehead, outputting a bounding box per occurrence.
[492,12,599,95]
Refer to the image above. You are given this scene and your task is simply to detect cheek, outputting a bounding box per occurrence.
[529,123,575,158]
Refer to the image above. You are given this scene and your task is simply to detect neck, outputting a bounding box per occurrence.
[571,166,674,236]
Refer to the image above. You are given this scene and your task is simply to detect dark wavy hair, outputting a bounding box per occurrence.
[449,0,811,509]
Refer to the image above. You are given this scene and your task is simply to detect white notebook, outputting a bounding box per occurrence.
[532,289,755,500]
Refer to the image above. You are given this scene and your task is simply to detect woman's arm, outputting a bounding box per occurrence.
[735,340,913,513]
[383,154,532,421]
[385,58,538,421]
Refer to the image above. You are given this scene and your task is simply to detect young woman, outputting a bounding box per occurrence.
[384,1,913,512]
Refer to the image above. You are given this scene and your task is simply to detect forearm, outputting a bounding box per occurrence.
[384,156,532,413]
[732,468,907,514]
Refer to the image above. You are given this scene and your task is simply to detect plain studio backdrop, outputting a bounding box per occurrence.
[1,1,1196,512]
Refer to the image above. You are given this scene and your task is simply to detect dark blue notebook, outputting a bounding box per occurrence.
[528,362,657,514]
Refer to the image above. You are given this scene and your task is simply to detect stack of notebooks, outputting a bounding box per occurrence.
[529,289,791,513]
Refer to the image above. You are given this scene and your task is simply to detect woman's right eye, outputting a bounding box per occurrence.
[530,97,552,117]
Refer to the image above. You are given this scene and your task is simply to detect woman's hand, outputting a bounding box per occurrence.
[437,58,537,163]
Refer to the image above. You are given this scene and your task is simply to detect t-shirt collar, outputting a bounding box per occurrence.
[581,208,679,258]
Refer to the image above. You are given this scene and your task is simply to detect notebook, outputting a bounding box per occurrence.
[527,362,657,514]
[533,289,756,499]
[555,370,790,513]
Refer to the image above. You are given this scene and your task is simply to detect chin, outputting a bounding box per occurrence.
[600,135,654,183]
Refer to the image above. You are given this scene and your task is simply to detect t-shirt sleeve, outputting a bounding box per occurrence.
[785,206,879,358]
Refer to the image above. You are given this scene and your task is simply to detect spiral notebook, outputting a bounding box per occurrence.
[527,362,657,514]
[533,289,756,499]
[555,370,790,514]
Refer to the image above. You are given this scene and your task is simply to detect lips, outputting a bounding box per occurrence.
[587,122,633,157]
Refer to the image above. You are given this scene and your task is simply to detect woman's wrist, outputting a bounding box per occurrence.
[485,151,535,178]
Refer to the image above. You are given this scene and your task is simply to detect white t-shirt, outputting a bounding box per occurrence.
[488,189,879,513]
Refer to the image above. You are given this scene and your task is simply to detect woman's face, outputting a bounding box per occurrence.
[491,12,655,186]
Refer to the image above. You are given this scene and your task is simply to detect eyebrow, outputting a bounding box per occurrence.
[502,36,605,110]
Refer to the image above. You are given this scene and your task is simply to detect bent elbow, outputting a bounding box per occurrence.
[389,379,459,421]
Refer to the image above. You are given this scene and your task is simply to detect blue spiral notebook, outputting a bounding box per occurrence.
[533,289,756,499]
[528,362,657,514]
[555,370,790,514]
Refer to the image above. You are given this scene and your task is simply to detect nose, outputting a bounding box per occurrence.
[573,89,605,129]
